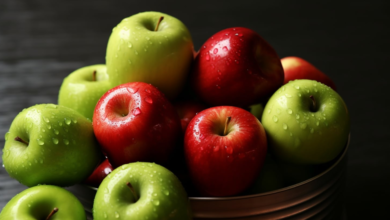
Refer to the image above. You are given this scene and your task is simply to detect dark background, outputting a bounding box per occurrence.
[0,0,389,219]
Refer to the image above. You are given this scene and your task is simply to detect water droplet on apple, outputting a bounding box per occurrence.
[272,115,278,122]
[287,109,293,114]
[43,117,50,123]
[59,122,63,126]
[37,139,44,145]
[300,123,307,129]
[283,123,288,130]
[145,97,153,104]
[295,85,300,89]
[52,138,59,144]
[72,119,77,123]
[103,212,107,218]
[298,93,302,97]
[47,125,51,129]
[296,114,300,120]
[226,146,233,154]
[213,48,218,54]
[115,211,120,218]
[65,118,71,125]
[54,129,59,135]
[285,93,292,98]
[205,54,210,61]
[153,200,160,206]
[4,132,9,141]
[222,46,228,51]
[316,121,320,126]
[213,146,219,152]
[64,139,69,145]
[128,43,132,48]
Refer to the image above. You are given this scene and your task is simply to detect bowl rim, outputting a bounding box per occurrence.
[188,134,351,201]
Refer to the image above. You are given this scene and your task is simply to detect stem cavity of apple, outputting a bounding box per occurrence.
[46,207,59,220]
[126,182,139,201]
[14,136,28,145]
[155,16,164,31]
[92,70,97,81]
[309,95,318,112]
[223,116,232,136]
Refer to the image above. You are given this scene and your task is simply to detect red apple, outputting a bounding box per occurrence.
[191,27,284,107]
[281,56,337,90]
[92,82,182,168]
[174,100,208,132]
[84,158,113,188]
[184,106,268,196]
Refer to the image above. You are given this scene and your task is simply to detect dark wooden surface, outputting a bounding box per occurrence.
[1,0,389,219]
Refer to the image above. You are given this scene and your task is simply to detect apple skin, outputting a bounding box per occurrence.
[92,82,182,168]
[173,100,207,132]
[83,158,113,188]
[2,104,102,187]
[93,162,192,220]
[0,185,86,219]
[58,64,111,121]
[191,27,284,107]
[281,56,337,90]
[106,11,194,100]
[184,106,268,196]
[261,79,350,164]
[249,102,265,121]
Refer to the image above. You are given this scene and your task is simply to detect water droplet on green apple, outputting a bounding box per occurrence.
[272,115,278,122]
[59,122,63,126]
[37,139,44,145]
[54,129,59,135]
[43,117,50,123]
[153,200,160,206]
[164,190,169,196]
[295,85,300,89]
[300,123,307,129]
[296,114,300,120]
[103,212,107,218]
[52,138,59,144]
[285,93,292,98]
[115,211,120,218]
[298,93,302,97]
[42,128,46,133]
[287,109,293,114]
[283,123,288,130]
[128,43,132,48]
[4,132,9,141]
[65,118,71,125]
[64,139,69,145]
[316,121,320,126]
[47,125,51,129]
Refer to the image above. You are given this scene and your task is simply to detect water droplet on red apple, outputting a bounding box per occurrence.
[222,46,228,51]
[213,48,218,54]
[226,146,233,154]
[132,108,142,116]
[213,146,219,152]
[145,89,151,94]
[145,97,153,104]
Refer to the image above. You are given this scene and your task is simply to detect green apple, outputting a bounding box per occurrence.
[58,64,111,121]
[0,185,86,220]
[245,154,284,194]
[249,102,265,121]
[93,162,192,220]
[106,11,194,100]
[2,104,102,187]
[261,79,350,164]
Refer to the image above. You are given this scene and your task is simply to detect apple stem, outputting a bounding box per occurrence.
[92,70,97,81]
[223,116,231,136]
[45,207,58,220]
[126,182,139,201]
[14,136,28,145]
[309,95,317,112]
[154,16,164,31]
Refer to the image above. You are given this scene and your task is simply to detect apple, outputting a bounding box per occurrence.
[191,27,284,107]
[2,104,102,187]
[92,82,182,168]
[92,162,192,219]
[173,100,207,132]
[84,158,113,188]
[58,64,111,121]
[106,11,194,100]
[249,102,265,121]
[261,79,350,164]
[0,185,86,219]
[184,106,268,196]
[281,56,337,90]
[244,154,284,194]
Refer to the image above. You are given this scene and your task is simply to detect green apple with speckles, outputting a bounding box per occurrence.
[261,79,350,164]
[0,185,86,220]
[93,162,192,220]
[2,104,102,187]
[58,64,111,121]
[106,11,194,100]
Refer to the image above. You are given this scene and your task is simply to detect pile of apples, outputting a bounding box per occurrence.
[0,11,350,220]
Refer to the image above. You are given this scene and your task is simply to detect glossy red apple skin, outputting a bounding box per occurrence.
[174,100,208,132]
[191,27,284,107]
[282,56,337,90]
[184,106,268,196]
[84,158,113,188]
[93,82,182,168]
